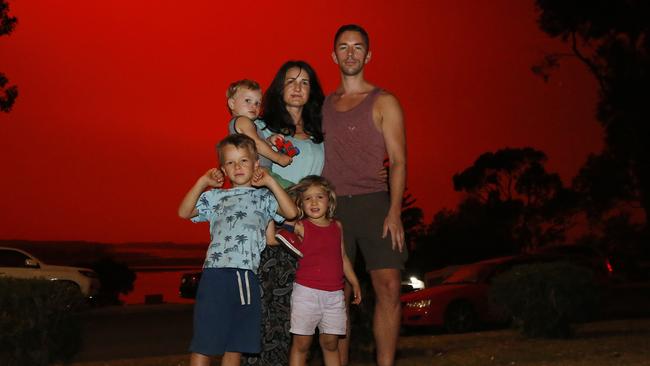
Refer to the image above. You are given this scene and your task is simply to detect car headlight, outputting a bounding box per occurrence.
[79,270,98,278]
[406,299,431,308]
[408,276,425,290]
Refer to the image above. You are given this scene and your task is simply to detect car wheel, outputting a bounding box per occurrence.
[58,280,81,293]
[444,301,476,333]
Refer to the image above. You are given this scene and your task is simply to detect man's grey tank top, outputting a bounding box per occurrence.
[228,117,273,169]
[322,88,388,196]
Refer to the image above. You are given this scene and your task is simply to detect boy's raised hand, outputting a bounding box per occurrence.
[251,167,273,187]
[200,168,224,188]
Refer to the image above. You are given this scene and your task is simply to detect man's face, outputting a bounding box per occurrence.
[283,67,311,108]
[220,144,259,187]
[332,30,371,76]
[228,88,262,120]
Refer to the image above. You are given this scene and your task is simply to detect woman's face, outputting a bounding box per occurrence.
[283,67,311,108]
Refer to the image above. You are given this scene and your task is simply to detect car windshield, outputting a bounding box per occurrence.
[442,262,498,284]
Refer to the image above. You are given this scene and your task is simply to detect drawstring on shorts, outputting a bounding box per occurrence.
[235,270,251,305]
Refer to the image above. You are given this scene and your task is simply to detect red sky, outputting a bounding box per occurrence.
[0,1,602,244]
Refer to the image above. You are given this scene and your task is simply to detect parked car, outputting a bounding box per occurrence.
[179,271,202,298]
[401,244,615,333]
[0,247,100,297]
[401,256,516,333]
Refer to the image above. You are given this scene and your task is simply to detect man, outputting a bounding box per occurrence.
[322,24,407,366]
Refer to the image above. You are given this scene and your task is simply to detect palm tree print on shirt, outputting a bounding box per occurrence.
[233,211,247,226]
[199,195,209,208]
[235,234,248,253]
[209,251,222,264]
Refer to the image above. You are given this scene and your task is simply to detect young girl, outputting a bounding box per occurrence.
[287,175,362,366]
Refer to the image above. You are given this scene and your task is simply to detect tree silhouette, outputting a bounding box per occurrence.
[453,147,575,250]
[0,0,18,113]
[572,149,638,222]
[533,0,650,229]
[407,147,578,275]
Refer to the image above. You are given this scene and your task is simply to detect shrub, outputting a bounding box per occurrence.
[78,257,136,306]
[489,261,600,338]
[0,278,85,366]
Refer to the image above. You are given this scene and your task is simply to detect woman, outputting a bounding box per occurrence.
[243,60,326,366]
[262,60,325,184]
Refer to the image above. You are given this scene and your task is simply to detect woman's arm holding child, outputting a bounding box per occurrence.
[235,117,292,167]
[177,168,224,219]
[337,221,362,304]
[252,167,298,220]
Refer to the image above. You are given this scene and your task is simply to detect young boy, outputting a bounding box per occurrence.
[226,79,298,250]
[226,79,294,188]
[178,134,298,366]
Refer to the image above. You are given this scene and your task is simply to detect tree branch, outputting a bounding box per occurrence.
[570,31,607,91]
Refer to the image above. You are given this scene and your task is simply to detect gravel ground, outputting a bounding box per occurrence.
[64,317,650,366]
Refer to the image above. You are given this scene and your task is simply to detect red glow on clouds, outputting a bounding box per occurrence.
[0,1,601,244]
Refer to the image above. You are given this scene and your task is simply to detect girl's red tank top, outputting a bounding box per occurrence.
[295,219,344,291]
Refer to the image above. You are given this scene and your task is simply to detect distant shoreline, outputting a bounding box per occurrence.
[132,266,202,272]
[0,240,205,268]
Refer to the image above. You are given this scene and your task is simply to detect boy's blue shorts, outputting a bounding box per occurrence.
[189,268,261,355]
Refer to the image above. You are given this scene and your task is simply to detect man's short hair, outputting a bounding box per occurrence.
[333,24,370,50]
[216,134,258,164]
[226,79,261,99]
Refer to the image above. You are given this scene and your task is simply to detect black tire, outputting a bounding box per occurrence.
[444,301,476,333]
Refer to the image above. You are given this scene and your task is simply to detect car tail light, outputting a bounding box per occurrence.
[406,299,431,308]
[605,259,613,274]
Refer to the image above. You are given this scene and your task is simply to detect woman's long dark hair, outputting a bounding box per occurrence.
[262,60,324,143]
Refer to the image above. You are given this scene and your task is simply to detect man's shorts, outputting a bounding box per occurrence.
[290,283,346,335]
[336,191,408,271]
[190,268,261,355]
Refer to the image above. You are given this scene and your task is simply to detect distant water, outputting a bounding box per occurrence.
[120,267,200,305]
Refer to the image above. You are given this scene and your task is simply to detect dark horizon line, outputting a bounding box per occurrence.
[0,239,208,247]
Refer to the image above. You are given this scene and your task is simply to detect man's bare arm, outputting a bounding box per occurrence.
[376,92,407,252]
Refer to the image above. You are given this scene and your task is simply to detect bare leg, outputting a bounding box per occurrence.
[371,269,401,366]
[221,352,241,366]
[320,333,341,366]
[190,352,210,366]
[290,334,313,366]
[338,282,352,366]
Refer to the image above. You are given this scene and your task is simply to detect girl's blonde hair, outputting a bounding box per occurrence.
[288,175,337,220]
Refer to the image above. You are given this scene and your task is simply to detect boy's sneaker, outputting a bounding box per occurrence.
[275,229,303,258]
